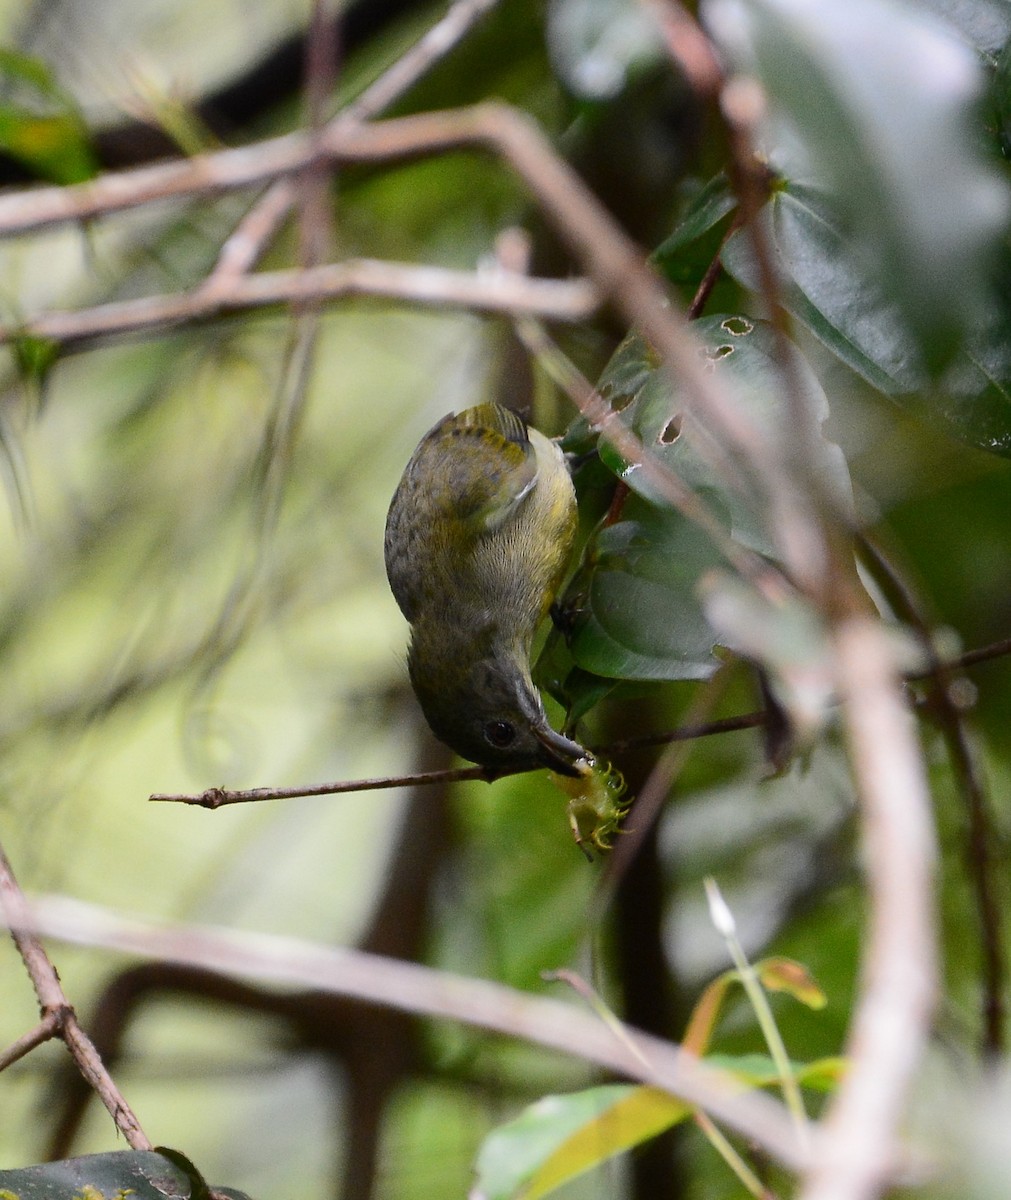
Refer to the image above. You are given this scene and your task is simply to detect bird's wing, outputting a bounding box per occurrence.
[427,404,539,533]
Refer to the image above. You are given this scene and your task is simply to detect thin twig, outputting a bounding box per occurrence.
[340,0,503,124]
[642,0,723,100]
[0,842,152,1150]
[0,1011,62,1071]
[150,763,500,807]
[148,628,1011,808]
[9,892,813,1174]
[204,180,297,289]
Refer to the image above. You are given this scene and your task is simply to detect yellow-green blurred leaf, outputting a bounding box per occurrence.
[472,1084,691,1200]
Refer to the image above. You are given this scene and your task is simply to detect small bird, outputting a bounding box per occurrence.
[385,403,587,775]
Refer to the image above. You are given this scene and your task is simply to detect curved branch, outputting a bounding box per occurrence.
[16,891,812,1174]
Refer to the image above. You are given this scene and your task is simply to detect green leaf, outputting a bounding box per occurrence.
[472,1084,692,1200]
[561,316,852,683]
[596,315,853,555]
[0,1151,254,1200]
[723,182,1011,455]
[566,495,724,681]
[704,1052,847,1092]
[705,0,1008,371]
[653,173,738,286]
[546,0,662,99]
[12,334,60,385]
[0,49,97,183]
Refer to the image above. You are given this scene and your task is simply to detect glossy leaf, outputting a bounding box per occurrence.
[562,316,851,682]
[653,173,738,286]
[565,495,725,681]
[705,0,1008,371]
[472,1084,692,1200]
[723,182,1011,455]
[0,1150,253,1200]
[596,315,853,555]
[546,0,661,99]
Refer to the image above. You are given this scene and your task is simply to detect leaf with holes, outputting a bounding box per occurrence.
[596,314,852,557]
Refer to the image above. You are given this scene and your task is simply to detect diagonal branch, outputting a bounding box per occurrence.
[11,891,814,1175]
[0,842,152,1150]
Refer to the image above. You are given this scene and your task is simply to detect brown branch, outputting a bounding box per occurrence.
[340,0,503,124]
[0,262,598,349]
[0,841,152,1150]
[643,0,724,101]
[149,708,774,807]
[202,0,504,292]
[14,892,812,1174]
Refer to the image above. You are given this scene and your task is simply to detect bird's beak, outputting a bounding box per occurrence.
[533,723,590,777]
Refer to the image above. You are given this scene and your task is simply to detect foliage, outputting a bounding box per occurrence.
[0,1,1008,1199]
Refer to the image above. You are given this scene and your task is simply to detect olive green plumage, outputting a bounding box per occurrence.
[385,403,585,773]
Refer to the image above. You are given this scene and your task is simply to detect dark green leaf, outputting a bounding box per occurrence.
[724,183,1011,455]
[566,494,724,681]
[653,173,738,284]
[0,1150,254,1200]
[706,0,1008,371]
[12,335,60,385]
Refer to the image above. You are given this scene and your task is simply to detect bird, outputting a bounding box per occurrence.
[384,403,588,775]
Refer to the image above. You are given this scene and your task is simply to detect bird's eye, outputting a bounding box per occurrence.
[483,720,517,748]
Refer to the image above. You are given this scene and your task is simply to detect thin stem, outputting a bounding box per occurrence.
[705,879,809,1142]
[696,1109,780,1199]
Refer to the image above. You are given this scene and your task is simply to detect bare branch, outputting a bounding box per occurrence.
[0,1012,62,1071]
[200,0,505,288]
[798,619,938,1200]
[341,0,503,124]
[0,843,152,1150]
[14,892,812,1174]
[0,261,598,348]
